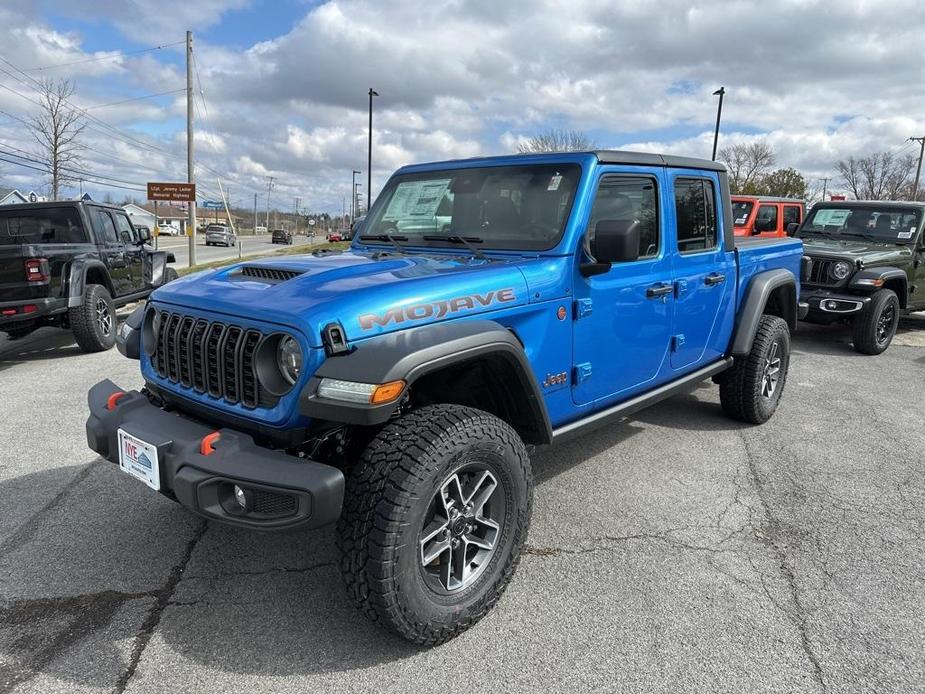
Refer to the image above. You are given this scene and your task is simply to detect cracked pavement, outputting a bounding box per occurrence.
[0,315,923,693]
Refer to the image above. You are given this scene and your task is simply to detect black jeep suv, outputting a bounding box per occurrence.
[0,201,178,352]
[797,200,925,354]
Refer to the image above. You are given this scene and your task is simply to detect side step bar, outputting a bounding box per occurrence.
[551,358,733,444]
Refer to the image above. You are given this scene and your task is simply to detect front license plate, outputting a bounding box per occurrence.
[117,429,161,491]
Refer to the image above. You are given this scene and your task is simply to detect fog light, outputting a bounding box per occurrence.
[234,485,252,510]
[826,301,838,310]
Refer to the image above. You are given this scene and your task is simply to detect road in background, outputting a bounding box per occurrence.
[0,316,923,693]
[152,233,321,267]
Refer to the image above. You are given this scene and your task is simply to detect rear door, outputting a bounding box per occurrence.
[755,203,779,237]
[90,207,131,296]
[783,204,803,235]
[668,174,736,371]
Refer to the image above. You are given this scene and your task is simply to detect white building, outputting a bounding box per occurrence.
[0,188,30,205]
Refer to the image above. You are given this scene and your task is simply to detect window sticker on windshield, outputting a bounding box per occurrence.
[383,180,451,221]
[897,229,914,239]
[813,209,850,226]
[735,216,747,225]
[547,175,562,191]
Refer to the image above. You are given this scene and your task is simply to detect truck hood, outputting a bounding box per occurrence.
[800,236,913,265]
[152,250,533,347]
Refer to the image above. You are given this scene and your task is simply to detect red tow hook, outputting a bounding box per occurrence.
[106,391,126,411]
[200,431,221,456]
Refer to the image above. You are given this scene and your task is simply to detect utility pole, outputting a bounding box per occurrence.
[265,176,275,232]
[820,177,829,201]
[294,196,300,234]
[909,137,925,201]
[253,192,257,235]
[711,87,725,162]
[368,88,378,209]
[186,30,197,265]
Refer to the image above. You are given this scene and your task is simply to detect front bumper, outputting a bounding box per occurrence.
[800,287,871,317]
[86,379,344,531]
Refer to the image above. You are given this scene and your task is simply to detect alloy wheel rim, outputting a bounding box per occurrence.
[419,466,504,594]
[877,303,896,344]
[96,298,112,336]
[761,341,781,398]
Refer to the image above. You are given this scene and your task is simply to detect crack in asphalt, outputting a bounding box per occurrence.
[112,518,208,694]
[738,430,828,694]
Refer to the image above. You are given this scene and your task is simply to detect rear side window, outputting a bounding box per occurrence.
[0,207,87,245]
[674,178,717,254]
[783,205,802,227]
[93,209,119,244]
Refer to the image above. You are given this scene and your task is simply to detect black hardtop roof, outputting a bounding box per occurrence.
[0,200,125,213]
[811,200,925,210]
[592,150,727,172]
[731,195,805,204]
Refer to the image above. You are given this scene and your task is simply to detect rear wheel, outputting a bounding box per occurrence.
[337,404,532,645]
[720,314,790,424]
[853,289,899,355]
[69,283,116,353]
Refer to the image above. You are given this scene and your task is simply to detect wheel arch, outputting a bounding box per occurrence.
[850,267,909,308]
[731,268,797,357]
[67,259,114,306]
[300,320,553,445]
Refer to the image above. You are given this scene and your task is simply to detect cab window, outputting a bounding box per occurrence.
[113,213,136,243]
[94,209,119,244]
[756,204,778,232]
[587,175,659,261]
[674,178,717,254]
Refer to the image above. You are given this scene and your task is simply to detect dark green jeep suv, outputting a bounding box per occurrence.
[797,201,925,354]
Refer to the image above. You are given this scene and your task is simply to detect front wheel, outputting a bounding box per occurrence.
[337,404,533,645]
[853,289,899,355]
[720,314,790,424]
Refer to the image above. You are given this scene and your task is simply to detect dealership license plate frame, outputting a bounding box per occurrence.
[117,429,161,491]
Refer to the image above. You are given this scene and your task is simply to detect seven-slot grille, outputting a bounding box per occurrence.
[152,310,266,408]
[805,258,839,286]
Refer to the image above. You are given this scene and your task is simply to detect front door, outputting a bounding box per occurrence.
[669,175,736,371]
[572,171,674,405]
[913,232,925,307]
[113,212,145,291]
[91,208,132,296]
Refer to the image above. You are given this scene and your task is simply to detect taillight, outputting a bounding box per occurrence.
[24,258,49,282]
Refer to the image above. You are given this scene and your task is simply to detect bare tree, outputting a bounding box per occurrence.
[28,79,85,200]
[835,151,915,200]
[718,142,776,194]
[516,129,597,153]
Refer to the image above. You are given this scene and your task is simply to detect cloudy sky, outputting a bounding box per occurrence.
[1,0,923,212]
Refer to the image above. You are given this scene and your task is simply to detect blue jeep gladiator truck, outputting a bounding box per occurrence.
[86,151,805,644]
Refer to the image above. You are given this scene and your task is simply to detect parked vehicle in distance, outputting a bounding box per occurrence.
[157,221,181,236]
[732,196,804,237]
[204,224,236,247]
[796,200,925,354]
[88,150,803,646]
[0,201,177,350]
[326,230,344,242]
[255,225,268,235]
[271,229,293,245]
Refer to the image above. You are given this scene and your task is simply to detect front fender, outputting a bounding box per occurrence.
[849,267,908,306]
[299,319,552,441]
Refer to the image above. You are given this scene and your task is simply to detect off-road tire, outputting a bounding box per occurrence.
[69,283,116,353]
[163,267,179,283]
[852,289,899,355]
[337,404,533,645]
[720,314,790,424]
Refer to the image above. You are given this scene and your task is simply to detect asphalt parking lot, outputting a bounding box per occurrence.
[1,315,923,693]
[152,233,319,267]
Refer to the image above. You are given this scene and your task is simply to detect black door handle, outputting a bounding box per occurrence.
[646,284,673,299]
[705,273,726,286]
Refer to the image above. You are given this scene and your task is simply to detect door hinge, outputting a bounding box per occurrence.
[573,362,592,384]
[574,298,593,319]
[671,334,685,352]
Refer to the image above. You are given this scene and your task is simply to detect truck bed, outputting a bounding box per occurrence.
[734,235,804,308]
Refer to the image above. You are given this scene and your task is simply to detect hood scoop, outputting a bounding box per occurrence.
[231,266,305,284]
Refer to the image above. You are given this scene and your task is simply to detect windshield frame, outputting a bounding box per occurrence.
[797,204,924,245]
[358,162,583,253]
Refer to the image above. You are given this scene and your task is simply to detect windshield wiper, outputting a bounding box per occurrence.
[359,233,408,253]
[422,234,486,259]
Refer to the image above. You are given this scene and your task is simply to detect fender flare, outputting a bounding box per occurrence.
[849,267,908,307]
[299,319,553,443]
[731,268,798,356]
[66,259,114,307]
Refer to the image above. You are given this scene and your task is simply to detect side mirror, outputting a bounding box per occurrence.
[580,220,640,277]
[786,222,800,235]
[138,228,152,244]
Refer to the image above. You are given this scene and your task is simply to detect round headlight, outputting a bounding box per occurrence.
[831,261,852,280]
[277,336,303,384]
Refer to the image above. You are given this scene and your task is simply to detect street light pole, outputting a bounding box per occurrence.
[368,88,378,209]
[711,86,725,162]
[354,182,362,216]
[185,30,197,265]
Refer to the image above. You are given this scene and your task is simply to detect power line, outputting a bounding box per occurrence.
[84,89,186,110]
[23,41,186,72]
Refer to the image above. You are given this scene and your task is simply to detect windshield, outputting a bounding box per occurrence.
[732,201,754,226]
[798,205,922,243]
[361,164,581,251]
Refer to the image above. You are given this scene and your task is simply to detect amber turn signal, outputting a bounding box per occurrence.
[370,380,406,404]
